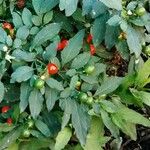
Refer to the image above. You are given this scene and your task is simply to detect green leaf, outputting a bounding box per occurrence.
[107,15,121,26]
[72,101,90,145]
[80,75,98,84]
[91,1,108,18]
[45,86,59,111]
[117,107,150,127]
[0,27,7,43]
[84,117,104,150]
[111,113,137,140]
[61,30,85,66]
[100,0,122,10]
[32,15,42,26]
[91,14,108,46]
[12,12,23,29]
[95,77,123,96]
[82,0,95,15]
[0,81,4,102]
[31,23,61,49]
[16,26,30,40]
[136,59,150,87]
[43,11,53,25]
[11,66,34,83]
[126,26,142,58]
[35,120,51,137]
[55,127,72,150]
[100,109,119,138]
[20,82,32,113]
[19,138,54,150]
[32,0,59,15]
[130,89,150,106]
[29,89,44,119]
[105,25,120,49]
[70,75,79,89]
[12,49,35,62]
[71,52,90,69]
[100,100,118,113]
[22,8,33,28]
[46,78,64,91]
[0,126,23,149]
[59,0,78,16]
[72,8,85,22]
[0,123,15,132]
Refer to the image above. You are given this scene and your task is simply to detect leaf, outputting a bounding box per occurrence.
[20,82,32,113]
[84,117,104,150]
[130,89,150,106]
[72,101,90,145]
[95,77,123,96]
[91,1,108,18]
[12,12,23,29]
[45,87,59,111]
[0,27,7,43]
[29,89,44,119]
[80,75,98,84]
[12,49,35,62]
[61,30,85,66]
[43,11,53,25]
[46,78,64,91]
[0,126,23,149]
[32,0,59,15]
[126,26,142,58]
[55,127,72,150]
[22,8,33,28]
[105,25,120,49]
[82,0,96,15]
[70,75,79,89]
[0,81,4,102]
[100,100,118,113]
[35,120,51,137]
[59,0,78,16]
[11,66,34,83]
[100,109,119,138]
[91,14,108,46]
[136,59,150,87]
[111,113,137,140]
[16,26,30,40]
[107,15,121,26]
[71,52,90,69]
[31,23,61,49]
[117,107,150,127]
[100,0,122,10]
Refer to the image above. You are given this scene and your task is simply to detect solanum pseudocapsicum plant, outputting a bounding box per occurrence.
[0,0,150,149]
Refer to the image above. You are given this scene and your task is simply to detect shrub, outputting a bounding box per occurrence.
[0,0,150,149]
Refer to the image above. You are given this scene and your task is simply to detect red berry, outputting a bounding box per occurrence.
[7,118,13,125]
[87,34,93,43]
[61,40,68,48]
[90,44,96,55]
[47,63,58,75]
[2,22,13,30]
[1,106,10,113]
[57,39,68,51]
[57,43,63,51]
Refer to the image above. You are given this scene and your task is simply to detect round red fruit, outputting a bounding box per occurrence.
[57,39,68,51]
[7,118,13,125]
[2,106,10,113]
[87,34,93,43]
[90,44,96,55]
[47,63,58,75]
[2,22,13,30]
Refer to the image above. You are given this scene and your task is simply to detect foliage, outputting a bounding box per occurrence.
[0,0,150,149]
